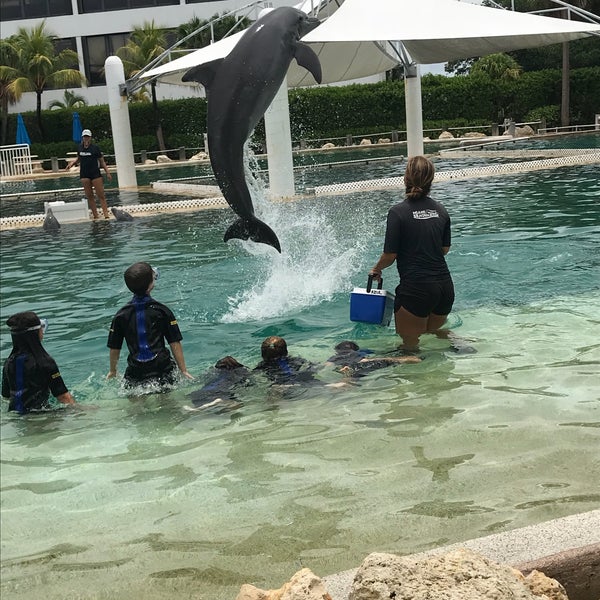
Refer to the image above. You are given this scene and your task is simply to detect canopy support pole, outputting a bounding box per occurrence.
[105,56,137,188]
[264,78,295,198]
[404,63,424,157]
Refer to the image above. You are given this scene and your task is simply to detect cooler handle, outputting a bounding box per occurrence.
[367,275,383,293]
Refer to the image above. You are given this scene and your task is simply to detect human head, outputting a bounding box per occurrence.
[404,155,435,200]
[124,261,156,296]
[261,336,288,361]
[215,356,244,370]
[6,311,46,353]
[81,129,92,139]
[334,340,359,353]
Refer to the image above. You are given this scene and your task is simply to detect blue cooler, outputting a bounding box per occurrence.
[350,276,395,326]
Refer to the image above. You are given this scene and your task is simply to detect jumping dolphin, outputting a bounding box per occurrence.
[111,207,134,222]
[182,7,322,253]
[43,208,60,232]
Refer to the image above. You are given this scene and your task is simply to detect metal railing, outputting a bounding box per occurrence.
[0,144,32,178]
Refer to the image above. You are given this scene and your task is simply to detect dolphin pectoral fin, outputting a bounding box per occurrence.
[295,43,322,84]
[224,217,282,253]
[182,58,224,88]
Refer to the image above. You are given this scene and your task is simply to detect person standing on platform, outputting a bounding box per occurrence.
[65,129,112,220]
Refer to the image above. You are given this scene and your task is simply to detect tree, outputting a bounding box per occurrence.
[0,38,20,145]
[176,13,251,50]
[47,89,87,110]
[117,21,168,150]
[470,53,522,81]
[3,21,86,139]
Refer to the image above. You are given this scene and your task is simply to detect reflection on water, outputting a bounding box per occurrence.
[1,143,599,599]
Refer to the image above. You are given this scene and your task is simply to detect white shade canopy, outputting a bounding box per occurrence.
[302,0,600,65]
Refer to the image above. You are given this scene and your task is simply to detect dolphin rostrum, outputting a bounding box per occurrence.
[43,208,60,232]
[183,7,322,253]
[111,207,134,222]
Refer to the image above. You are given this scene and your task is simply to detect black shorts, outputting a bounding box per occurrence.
[124,351,177,387]
[394,278,455,318]
[80,170,101,181]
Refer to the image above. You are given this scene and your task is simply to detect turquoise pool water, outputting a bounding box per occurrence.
[1,142,599,599]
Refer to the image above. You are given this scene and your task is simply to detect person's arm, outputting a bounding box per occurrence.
[368,252,397,281]
[65,156,79,170]
[107,348,120,378]
[360,356,422,365]
[169,341,194,379]
[99,156,112,180]
[442,246,450,255]
[56,391,76,405]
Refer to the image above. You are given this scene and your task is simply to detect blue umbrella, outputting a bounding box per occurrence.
[16,113,31,146]
[72,111,83,143]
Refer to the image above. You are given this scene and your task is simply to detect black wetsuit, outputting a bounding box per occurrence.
[78,143,103,180]
[107,295,183,386]
[188,366,251,409]
[383,196,454,317]
[2,352,69,414]
[254,356,317,385]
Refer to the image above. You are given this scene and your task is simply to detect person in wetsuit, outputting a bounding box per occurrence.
[369,156,454,351]
[1,311,76,414]
[65,129,112,220]
[187,356,251,412]
[326,340,421,378]
[253,336,318,385]
[107,262,193,388]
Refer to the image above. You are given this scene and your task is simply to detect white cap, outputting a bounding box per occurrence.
[81,129,92,137]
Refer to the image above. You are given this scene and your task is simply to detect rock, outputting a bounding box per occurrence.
[377,138,391,144]
[321,143,336,149]
[438,131,454,139]
[524,569,569,600]
[515,125,535,137]
[359,138,372,145]
[156,154,172,163]
[463,131,486,138]
[350,548,568,600]
[144,159,157,164]
[189,151,208,161]
[235,568,332,600]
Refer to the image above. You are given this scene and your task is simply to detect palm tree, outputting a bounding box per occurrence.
[47,89,88,110]
[176,13,251,50]
[116,21,167,150]
[470,53,522,81]
[0,38,20,145]
[4,21,86,139]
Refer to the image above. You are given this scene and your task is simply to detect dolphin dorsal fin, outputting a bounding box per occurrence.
[294,43,322,84]
[182,58,224,88]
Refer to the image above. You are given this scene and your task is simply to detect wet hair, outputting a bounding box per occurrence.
[215,356,244,370]
[404,155,435,200]
[5,311,48,362]
[261,336,288,361]
[335,340,359,353]
[124,262,153,296]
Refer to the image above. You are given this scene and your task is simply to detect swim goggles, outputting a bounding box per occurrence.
[152,267,160,281]
[11,318,48,334]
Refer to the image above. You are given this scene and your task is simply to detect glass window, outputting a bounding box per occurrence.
[78,0,177,12]
[0,0,71,20]
[83,33,129,86]
[1,0,22,20]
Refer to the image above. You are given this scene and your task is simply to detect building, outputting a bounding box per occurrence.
[1,0,294,112]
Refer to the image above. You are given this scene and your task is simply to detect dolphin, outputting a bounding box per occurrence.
[111,207,134,222]
[182,7,322,253]
[43,208,60,232]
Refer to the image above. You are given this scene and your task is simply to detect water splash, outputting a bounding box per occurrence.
[221,148,367,323]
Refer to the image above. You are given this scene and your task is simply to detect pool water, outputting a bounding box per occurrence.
[1,144,599,599]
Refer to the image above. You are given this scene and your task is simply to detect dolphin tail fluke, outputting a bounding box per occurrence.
[224,217,282,253]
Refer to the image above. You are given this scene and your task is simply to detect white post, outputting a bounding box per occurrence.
[264,78,295,198]
[104,56,137,188]
[404,63,424,157]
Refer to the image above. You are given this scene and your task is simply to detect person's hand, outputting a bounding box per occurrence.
[106,172,112,181]
[368,268,382,281]
[106,370,117,379]
[181,370,194,380]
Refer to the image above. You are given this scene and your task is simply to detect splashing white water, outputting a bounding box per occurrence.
[221,148,368,323]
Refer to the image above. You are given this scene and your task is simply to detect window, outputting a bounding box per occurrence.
[0,0,72,21]
[78,0,178,13]
[83,33,129,86]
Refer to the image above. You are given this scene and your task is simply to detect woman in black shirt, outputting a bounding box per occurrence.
[369,156,454,351]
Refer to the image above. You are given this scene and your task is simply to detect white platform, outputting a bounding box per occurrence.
[44,199,89,223]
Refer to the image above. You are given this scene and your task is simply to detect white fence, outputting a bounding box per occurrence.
[0,144,32,178]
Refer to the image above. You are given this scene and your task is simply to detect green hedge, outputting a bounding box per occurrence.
[8,66,599,159]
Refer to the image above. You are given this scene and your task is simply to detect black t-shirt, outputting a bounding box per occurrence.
[2,352,69,413]
[107,295,183,367]
[254,356,317,385]
[383,196,451,282]
[189,366,251,408]
[78,143,103,179]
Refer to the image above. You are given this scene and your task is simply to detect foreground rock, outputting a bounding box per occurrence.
[236,568,332,600]
[350,548,568,600]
